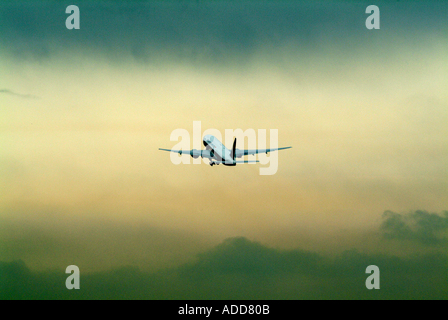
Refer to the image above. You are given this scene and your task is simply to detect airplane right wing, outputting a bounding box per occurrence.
[235,146,292,158]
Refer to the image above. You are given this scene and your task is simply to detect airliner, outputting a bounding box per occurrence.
[159,135,292,166]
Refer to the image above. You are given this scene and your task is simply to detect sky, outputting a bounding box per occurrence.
[1,0,447,299]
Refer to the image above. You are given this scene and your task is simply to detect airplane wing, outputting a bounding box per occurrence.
[235,146,292,158]
[158,148,213,159]
[212,160,260,164]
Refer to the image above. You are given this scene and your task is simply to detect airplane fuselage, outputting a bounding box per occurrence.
[203,134,234,166]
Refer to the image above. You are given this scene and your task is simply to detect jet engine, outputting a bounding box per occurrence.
[190,149,200,159]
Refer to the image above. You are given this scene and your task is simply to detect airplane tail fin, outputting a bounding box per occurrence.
[230,138,237,161]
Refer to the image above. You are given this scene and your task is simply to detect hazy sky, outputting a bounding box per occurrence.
[1,0,447,299]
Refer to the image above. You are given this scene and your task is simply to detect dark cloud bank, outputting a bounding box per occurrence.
[2,210,448,300]
[1,0,446,64]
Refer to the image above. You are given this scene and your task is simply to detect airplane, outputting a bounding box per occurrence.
[159,134,292,166]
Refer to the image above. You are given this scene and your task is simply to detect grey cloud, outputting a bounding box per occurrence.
[0,89,39,99]
[381,210,448,246]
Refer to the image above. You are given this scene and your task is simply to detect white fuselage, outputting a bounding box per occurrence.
[203,134,233,165]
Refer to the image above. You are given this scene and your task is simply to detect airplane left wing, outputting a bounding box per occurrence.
[158,148,213,159]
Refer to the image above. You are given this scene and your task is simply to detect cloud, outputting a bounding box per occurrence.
[179,237,323,278]
[0,89,39,99]
[0,212,213,273]
[1,237,447,300]
[381,210,448,246]
[0,1,446,64]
